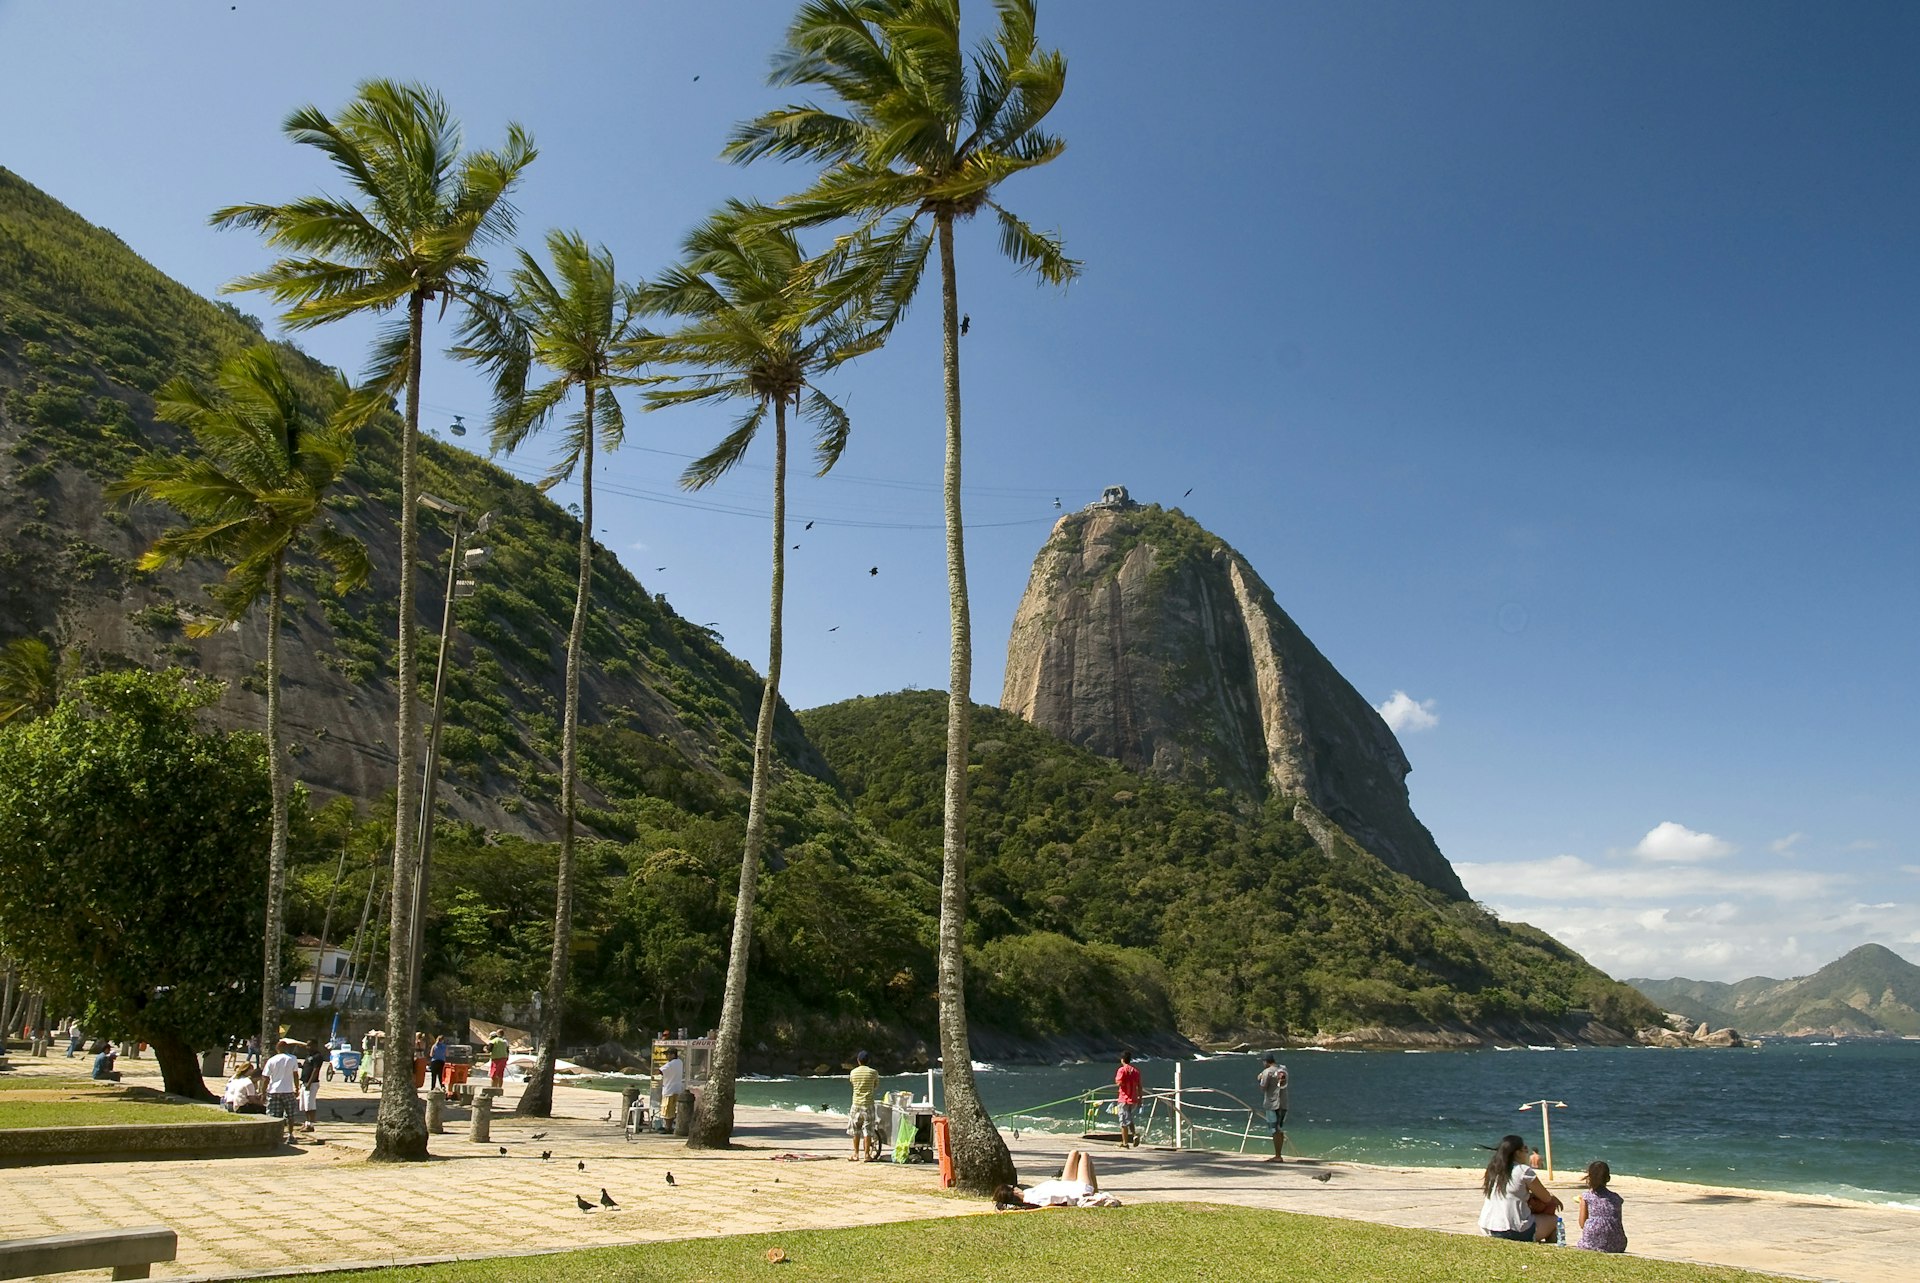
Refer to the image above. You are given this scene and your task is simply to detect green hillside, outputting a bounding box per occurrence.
[1630,945,1920,1037]
[802,691,1660,1043]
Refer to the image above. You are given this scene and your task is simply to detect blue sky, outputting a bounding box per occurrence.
[3,1,1914,983]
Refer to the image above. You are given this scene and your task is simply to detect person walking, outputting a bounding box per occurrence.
[847,1051,881,1161]
[1114,1052,1143,1148]
[487,1030,510,1089]
[429,1034,448,1090]
[262,1040,300,1142]
[298,1044,326,1133]
[1256,1054,1289,1162]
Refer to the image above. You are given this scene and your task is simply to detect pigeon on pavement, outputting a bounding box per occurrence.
[1312,1171,1332,1182]
[575,1195,596,1212]
[600,1188,619,1209]
[665,1171,676,1186]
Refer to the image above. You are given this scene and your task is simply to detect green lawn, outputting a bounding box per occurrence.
[0,1098,243,1128]
[0,1074,102,1092]
[300,1203,1789,1283]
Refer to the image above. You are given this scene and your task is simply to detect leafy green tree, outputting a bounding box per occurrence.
[108,343,368,1069]
[212,80,536,1160]
[727,0,1078,1189]
[454,229,649,1117]
[0,669,271,1097]
[633,202,887,1148]
[0,638,57,725]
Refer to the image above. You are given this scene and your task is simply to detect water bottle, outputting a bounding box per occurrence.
[1555,1215,1566,1246]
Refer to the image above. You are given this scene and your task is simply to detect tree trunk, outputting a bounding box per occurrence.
[311,835,350,1007]
[374,290,429,1161]
[258,561,289,1063]
[688,396,788,1150]
[520,391,594,1117]
[932,214,1015,1191]
[335,859,378,1011]
[147,1028,213,1101]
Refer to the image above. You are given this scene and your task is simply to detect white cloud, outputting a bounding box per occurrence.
[1376,690,1438,733]
[1769,832,1805,855]
[1634,821,1735,862]
[1901,865,1920,877]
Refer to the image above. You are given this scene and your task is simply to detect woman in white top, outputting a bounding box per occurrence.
[222,1065,264,1113]
[1479,1133,1555,1242]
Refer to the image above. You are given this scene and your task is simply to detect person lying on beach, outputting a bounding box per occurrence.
[1574,1160,1628,1252]
[992,1151,1121,1209]
[1479,1134,1557,1242]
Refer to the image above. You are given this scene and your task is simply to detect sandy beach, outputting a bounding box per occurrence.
[1,1056,1912,1282]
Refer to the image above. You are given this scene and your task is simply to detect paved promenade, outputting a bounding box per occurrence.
[1,1055,1913,1281]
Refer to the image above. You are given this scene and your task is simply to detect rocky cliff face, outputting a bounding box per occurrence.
[1001,499,1466,899]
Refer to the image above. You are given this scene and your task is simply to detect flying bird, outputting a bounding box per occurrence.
[600,1188,619,1209]
[792,544,800,550]
[1053,497,1061,508]
[693,74,700,81]
[576,1194,596,1212]
[1183,487,1193,497]
[828,626,839,632]
[960,314,970,335]
[665,1171,676,1186]
[804,520,814,530]
[531,1132,548,1140]
[869,567,878,576]
[655,566,666,572]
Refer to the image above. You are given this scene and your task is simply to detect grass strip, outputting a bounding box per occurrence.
[296,1202,1790,1283]
[0,1098,242,1128]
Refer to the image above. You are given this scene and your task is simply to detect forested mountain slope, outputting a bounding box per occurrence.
[804,691,1660,1044]
[0,166,825,837]
[1632,944,1920,1037]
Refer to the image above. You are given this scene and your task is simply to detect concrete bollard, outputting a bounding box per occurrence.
[426,1088,446,1134]
[469,1091,492,1143]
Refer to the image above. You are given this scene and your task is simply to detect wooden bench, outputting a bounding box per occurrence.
[0,1226,176,1279]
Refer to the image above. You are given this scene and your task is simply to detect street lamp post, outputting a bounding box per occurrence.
[1518,1098,1568,1180]
[406,494,491,1035]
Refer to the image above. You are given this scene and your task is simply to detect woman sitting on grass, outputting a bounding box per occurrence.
[1573,1161,1628,1252]
[993,1151,1119,1209]
[1478,1134,1556,1242]
[222,1064,264,1113]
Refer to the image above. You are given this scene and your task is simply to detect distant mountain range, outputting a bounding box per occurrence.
[1629,944,1920,1037]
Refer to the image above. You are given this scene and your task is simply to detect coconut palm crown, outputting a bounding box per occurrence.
[629,201,891,1149]
[107,343,368,1076]
[453,228,651,1119]
[725,0,1077,1190]
[211,78,535,1161]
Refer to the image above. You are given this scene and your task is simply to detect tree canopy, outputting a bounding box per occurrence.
[0,668,271,1097]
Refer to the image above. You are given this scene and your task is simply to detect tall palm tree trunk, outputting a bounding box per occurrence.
[933,215,1015,1191]
[374,291,429,1161]
[258,561,290,1063]
[689,397,789,1149]
[521,389,595,1117]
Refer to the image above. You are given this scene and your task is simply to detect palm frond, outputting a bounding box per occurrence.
[680,403,768,490]
[802,388,853,475]
[987,199,1080,286]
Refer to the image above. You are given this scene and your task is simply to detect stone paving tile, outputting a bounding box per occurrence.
[4,1055,1915,1282]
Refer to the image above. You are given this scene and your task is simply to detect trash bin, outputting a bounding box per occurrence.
[674,1091,695,1137]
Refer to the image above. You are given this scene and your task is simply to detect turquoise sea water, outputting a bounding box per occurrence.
[660,1041,1920,1206]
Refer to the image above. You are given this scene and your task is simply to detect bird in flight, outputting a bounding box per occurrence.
[804,520,814,530]
[1053,497,1061,508]
[531,1132,547,1140]
[828,626,839,632]
[1183,487,1193,497]
[869,567,879,576]
[960,314,971,335]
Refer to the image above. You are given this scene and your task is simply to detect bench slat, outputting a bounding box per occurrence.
[0,1226,176,1281]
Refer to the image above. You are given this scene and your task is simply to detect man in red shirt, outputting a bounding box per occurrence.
[1114,1051,1143,1148]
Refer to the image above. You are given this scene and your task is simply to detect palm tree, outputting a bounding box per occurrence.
[631,202,888,1148]
[108,344,369,1070]
[454,229,649,1118]
[726,0,1077,1189]
[212,80,534,1160]
[0,638,58,726]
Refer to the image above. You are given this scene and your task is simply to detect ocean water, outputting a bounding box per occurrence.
[655,1040,1920,1206]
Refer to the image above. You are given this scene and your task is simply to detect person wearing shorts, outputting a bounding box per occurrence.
[1114,1052,1143,1147]
[1256,1054,1288,1162]
[262,1040,300,1141]
[847,1050,881,1161]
